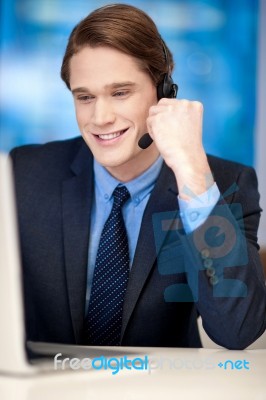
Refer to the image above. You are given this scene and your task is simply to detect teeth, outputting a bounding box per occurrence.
[98,131,124,140]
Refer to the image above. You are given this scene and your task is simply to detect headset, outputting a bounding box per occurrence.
[138,40,178,149]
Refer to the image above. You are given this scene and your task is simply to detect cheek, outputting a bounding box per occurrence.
[134,109,150,131]
[137,97,156,124]
[75,105,84,120]
[125,104,149,128]
[75,106,89,131]
[74,103,81,122]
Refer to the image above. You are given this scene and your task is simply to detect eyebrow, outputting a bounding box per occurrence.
[71,81,137,94]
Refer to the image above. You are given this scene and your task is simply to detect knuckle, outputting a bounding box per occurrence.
[149,105,157,115]
[180,99,190,107]
[193,101,204,112]
[178,99,203,112]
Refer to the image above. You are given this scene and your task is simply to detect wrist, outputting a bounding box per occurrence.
[171,153,213,200]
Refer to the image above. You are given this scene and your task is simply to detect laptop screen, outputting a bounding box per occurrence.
[0,153,30,372]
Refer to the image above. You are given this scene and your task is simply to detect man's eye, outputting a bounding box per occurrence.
[113,91,129,98]
[77,95,94,103]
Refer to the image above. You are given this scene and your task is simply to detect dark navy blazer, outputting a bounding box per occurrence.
[10,136,266,349]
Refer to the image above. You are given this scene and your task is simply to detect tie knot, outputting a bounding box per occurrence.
[113,185,130,208]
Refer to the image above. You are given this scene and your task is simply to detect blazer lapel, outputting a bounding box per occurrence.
[121,163,180,339]
[62,141,94,343]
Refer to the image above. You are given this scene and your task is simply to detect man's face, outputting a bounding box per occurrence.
[69,46,159,181]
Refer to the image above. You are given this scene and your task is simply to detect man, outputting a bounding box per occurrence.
[11,4,266,348]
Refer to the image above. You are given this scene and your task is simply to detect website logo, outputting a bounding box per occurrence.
[218,359,250,370]
[54,353,149,375]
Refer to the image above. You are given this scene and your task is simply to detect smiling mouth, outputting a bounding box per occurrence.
[96,129,128,141]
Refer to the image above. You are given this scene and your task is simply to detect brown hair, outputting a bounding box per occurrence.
[60,3,174,90]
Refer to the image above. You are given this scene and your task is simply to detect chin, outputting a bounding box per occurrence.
[95,156,129,170]
[93,146,134,166]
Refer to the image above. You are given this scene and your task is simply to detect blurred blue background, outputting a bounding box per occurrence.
[0,0,258,166]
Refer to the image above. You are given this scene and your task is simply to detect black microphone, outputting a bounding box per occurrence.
[138,133,153,149]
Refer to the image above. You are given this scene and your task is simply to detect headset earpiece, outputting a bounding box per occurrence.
[157,74,178,100]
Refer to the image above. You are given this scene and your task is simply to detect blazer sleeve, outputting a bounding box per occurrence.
[155,164,266,349]
[185,166,266,349]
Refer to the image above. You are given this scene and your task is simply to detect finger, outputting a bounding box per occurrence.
[149,104,170,116]
[146,116,154,138]
[149,98,183,115]
[157,98,178,106]
[149,100,180,115]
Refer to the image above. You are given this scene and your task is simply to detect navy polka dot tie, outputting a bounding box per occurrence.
[85,185,130,345]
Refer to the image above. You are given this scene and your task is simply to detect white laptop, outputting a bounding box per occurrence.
[0,153,140,375]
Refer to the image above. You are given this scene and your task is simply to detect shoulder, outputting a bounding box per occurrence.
[10,136,83,168]
[207,154,254,174]
[10,136,93,178]
[9,136,94,190]
[207,153,257,182]
[207,154,259,200]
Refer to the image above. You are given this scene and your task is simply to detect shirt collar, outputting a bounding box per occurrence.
[93,156,163,206]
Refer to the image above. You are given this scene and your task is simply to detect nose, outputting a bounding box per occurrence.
[91,97,116,127]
